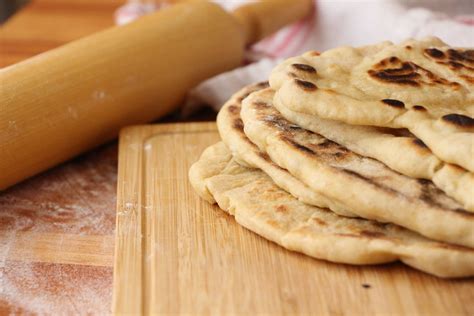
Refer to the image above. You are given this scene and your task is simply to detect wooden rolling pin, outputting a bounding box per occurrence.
[0,0,312,190]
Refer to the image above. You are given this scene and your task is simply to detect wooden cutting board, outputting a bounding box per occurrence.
[113,122,474,315]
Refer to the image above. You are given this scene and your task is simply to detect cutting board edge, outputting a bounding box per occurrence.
[112,121,217,314]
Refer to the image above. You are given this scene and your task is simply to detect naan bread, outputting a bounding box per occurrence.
[270,38,474,172]
[273,93,474,211]
[240,88,474,248]
[189,142,474,278]
[217,83,356,217]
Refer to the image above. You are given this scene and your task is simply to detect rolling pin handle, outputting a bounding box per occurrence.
[232,0,314,45]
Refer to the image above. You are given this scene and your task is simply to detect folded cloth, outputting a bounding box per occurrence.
[115,0,474,113]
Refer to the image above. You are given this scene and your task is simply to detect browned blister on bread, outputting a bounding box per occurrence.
[217,83,357,217]
[270,38,474,173]
[241,87,474,247]
[189,141,474,278]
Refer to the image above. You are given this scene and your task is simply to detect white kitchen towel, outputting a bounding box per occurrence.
[115,0,474,112]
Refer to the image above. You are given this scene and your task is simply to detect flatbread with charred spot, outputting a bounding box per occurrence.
[189,142,474,278]
[240,87,474,248]
[270,37,474,172]
[217,83,357,217]
[272,90,474,211]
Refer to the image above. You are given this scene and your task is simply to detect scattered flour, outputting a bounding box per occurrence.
[0,143,118,314]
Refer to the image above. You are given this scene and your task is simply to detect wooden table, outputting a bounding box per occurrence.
[0,1,164,314]
[3,2,472,315]
[0,144,117,314]
[0,1,216,313]
[0,0,123,67]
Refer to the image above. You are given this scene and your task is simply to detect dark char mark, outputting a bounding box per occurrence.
[253,101,270,109]
[261,113,303,132]
[416,179,473,216]
[340,168,372,182]
[389,56,400,63]
[413,105,427,111]
[425,48,445,59]
[381,99,405,108]
[317,139,338,148]
[442,114,474,128]
[368,62,422,86]
[447,49,474,64]
[256,81,270,88]
[292,63,317,73]
[232,118,244,131]
[294,79,317,91]
[227,104,240,114]
[338,168,405,197]
[287,139,316,155]
[412,138,428,148]
[257,151,271,162]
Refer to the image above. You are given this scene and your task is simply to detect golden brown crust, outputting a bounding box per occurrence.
[424,48,474,81]
[218,84,358,218]
[245,88,473,218]
[190,141,474,277]
[368,56,462,88]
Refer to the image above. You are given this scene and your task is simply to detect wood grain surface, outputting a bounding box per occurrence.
[2,1,473,315]
[0,1,122,313]
[0,4,215,309]
[0,143,117,314]
[1,0,250,191]
[114,122,474,316]
[0,0,123,67]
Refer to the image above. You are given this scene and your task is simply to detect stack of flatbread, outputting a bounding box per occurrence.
[189,37,474,278]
